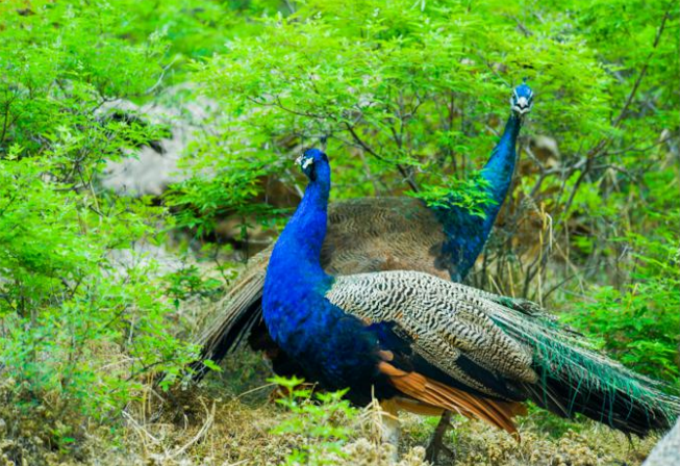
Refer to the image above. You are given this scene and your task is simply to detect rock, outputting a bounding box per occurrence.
[528,135,560,168]
[643,418,680,466]
[107,241,186,276]
[98,85,220,197]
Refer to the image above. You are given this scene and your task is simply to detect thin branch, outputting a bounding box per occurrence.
[599,131,680,157]
[612,6,673,128]
[509,16,533,37]
[556,6,673,220]
[344,123,419,192]
[144,56,179,96]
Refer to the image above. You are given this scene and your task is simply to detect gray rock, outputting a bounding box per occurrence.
[99,85,219,196]
[643,418,680,466]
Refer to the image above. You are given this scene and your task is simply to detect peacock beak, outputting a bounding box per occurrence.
[295,155,314,170]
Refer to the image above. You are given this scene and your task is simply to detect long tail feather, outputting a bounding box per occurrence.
[393,398,445,417]
[473,292,680,436]
[190,250,270,378]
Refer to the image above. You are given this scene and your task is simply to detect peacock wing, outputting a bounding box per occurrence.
[322,197,448,278]
[326,270,538,400]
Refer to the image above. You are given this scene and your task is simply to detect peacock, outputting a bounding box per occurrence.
[195,83,535,375]
[193,83,532,459]
[262,148,678,459]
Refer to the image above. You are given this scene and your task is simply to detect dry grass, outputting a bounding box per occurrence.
[0,366,660,466]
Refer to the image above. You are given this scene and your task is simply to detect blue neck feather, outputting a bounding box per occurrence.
[479,114,521,239]
[263,157,385,396]
[433,113,522,281]
[281,169,331,271]
[263,159,333,352]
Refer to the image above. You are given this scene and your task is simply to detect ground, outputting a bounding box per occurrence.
[0,348,659,466]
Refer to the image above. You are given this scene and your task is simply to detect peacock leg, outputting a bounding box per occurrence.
[380,400,401,462]
[425,411,456,464]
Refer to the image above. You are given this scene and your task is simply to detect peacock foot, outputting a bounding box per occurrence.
[425,411,456,464]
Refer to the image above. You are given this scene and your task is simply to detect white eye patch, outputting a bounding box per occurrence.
[296,155,315,170]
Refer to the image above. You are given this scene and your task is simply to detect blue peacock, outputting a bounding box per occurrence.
[195,83,535,373]
[262,147,678,456]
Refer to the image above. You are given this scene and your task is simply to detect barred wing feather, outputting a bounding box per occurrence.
[327,270,679,436]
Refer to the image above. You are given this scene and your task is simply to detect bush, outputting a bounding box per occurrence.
[565,213,680,381]
[271,376,359,465]
[0,0,220,432]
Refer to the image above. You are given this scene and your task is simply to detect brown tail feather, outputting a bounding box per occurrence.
[393,398,445,417]
[192,249,271,377]
[379,362,524,439]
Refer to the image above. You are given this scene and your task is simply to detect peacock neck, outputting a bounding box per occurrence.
[268,165,331,282]
[263,160,334,355]
[479,114,521,235]
[433,113,522,281]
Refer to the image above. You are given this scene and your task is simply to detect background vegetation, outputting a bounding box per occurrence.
[0,0,677,464]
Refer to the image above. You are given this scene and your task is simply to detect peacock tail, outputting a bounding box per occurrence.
[326,270,679,436]
[190,249,268,377]
[480,293,680,434]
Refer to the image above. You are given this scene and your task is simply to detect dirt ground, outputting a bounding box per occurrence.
[0,352,660,466]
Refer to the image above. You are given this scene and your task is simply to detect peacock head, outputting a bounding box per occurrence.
[296,148,329,182]
[511,81,534,117]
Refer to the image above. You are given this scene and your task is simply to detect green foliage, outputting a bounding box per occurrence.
[165,265,225,308]
[270,376,359,465]
[164,145,286,236]
[189,0,613,216]
[565,212,680,382]
[0,0,678,456]
[0,0,234,428]
[411,175,494,217]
